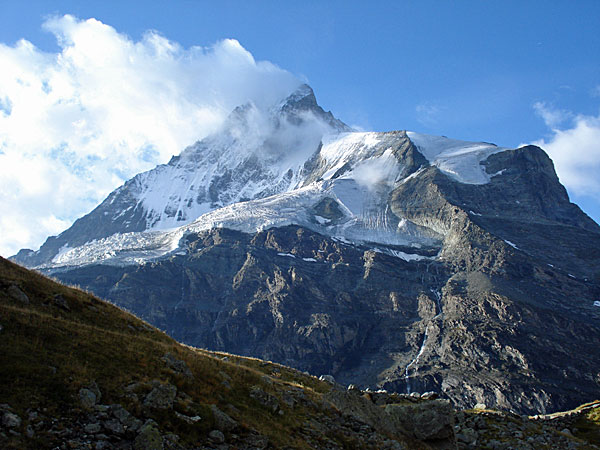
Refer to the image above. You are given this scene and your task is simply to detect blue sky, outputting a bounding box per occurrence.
[0,1,599,255]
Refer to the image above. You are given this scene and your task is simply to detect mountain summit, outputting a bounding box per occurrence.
[13,85,600,415]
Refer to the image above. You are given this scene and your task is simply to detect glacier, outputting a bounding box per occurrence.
[24,84,513,269]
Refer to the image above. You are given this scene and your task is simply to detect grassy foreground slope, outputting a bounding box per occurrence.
[0,256,428,449]
[0,256,598,450]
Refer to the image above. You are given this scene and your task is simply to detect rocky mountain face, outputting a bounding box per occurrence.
[2,257,599,449]
[12,84,600,417]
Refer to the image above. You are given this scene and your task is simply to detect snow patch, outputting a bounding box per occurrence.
[314,215,331,225]
[504,240,519,249]
[277,252,296,258]
[407,131,506,184]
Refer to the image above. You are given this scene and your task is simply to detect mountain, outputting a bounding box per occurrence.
[3,257,599,449]
[12,84,600,416]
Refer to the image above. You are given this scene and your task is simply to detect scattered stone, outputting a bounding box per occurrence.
[79,388,97,409]
[8,285,29,304]
[211,404,238,431]
[174,411,202,424]
[2,412,21,428]
[95,441,112,450]
[52,293,70,311]
[84,423,101,434]
[103,418,124,434]
[244,434,269,449]
[88,381,102,402]
[144,382,177,410]
[134,420,163,450]
[319,374,336,384]
[456,426,478,445]
[163,433,180,446]
[421,391,438,400]
[249,386,280,413]
[385,399,455,442]
[111,404,142,431]
[208,429,225,444]
[161,353,193,378]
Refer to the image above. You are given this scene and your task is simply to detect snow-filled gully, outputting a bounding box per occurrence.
[404,288,444,394]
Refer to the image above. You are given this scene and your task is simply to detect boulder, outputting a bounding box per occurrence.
[161,353,193,379]
[210,404,238,431]
[7,285,29,304]
[52,294,70,311]
[319,374,336,384]
[134,420,163,450]
[384,399,456,448]
[2,412,21,428]
[249,386,280,413]
[84,423,101,434]
[144,383,176,410]
[208,429,225,444]
[79,388,97,409]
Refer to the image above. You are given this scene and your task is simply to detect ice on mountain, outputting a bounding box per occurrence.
[407,131,506,184]
[504,240,519,249]
[314,215,331,225]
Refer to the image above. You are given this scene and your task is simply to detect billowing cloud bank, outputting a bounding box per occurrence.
[0,15,300,256]
[533,102,600,199]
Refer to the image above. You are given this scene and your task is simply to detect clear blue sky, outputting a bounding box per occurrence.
[0,1,599,256]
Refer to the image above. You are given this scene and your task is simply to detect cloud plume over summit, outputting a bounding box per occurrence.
[0,15,300,256]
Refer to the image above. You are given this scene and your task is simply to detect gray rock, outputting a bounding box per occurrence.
[421,391,438,400]
[210,404,238,431]
[87,381,102,402]
[249,386,280,413]
[79,388,97,409]
[208,429,225,444]
[25,425,34,438]
[161,353,193,378]
[319,374,336,384]
[8,285,29,304]
[53,294,70,310]
[111,404,141,430]
[2,412,21,428]
[134,420,163,450]
[144,383,177,410]
[84,423,101,434]
[96,441,112,450]
[174,411,201,424]
[456,426,478,445]
[384,399,455,442]
[103,418,124,434]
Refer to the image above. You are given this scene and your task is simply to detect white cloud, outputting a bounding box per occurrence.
[0,15,300,257]
[415,102,445,127]
[532,106,600,198]
[533,101,573,129]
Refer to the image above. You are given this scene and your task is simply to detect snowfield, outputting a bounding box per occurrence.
[38,128,510,268]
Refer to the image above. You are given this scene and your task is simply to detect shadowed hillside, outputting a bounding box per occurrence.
[0,257,598,449]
